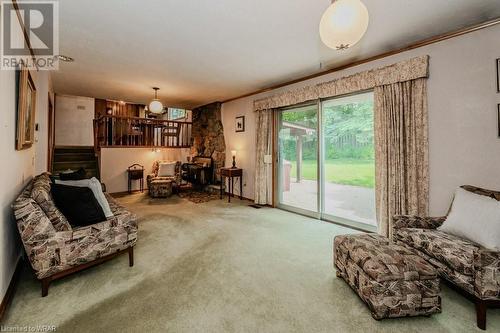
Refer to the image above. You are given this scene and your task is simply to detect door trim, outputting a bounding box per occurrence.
[277,204,376,233]
[322,213,377,232]
[47,94,55,171]
[277,203,321,220]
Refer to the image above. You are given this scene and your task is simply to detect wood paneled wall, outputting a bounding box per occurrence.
[95,99,107,117]
[94,99,144,118]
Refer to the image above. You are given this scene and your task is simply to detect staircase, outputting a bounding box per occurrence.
[52,146,100,179]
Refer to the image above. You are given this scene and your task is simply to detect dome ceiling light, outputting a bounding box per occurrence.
[148,87,164,114]
[319,0,369,50]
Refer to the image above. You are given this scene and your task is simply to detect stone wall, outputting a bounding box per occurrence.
[191,102,226,183]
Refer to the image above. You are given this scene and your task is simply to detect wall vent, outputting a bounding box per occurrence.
[77,105,86,110]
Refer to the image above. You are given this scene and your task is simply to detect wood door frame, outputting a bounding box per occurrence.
[47,94,55,171]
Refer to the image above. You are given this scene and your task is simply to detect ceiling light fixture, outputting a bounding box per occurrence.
[55,55,75,62]
[148,87,164,114]
[319,0,369,50]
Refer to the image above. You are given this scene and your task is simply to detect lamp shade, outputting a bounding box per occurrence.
[148,87,164,114]
[149,100,163,114]
[319,0,369,50]
[231,150,237,157]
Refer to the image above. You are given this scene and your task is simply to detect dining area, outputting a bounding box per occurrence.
[93,114,192,149]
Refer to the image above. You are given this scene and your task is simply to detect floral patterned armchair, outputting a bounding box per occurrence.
[12,173,137,297]
[146,161,182,190]
[392,185,500,330]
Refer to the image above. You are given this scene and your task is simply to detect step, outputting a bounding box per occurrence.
[52,166,97,172]
[53,161,98,171]
[54,150,95,156]
[53,160,97,166]
[54,152,96,160]
[54,147,94,154]
[52,169,99,179]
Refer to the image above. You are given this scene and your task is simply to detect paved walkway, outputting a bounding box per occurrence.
[282,179,376,227]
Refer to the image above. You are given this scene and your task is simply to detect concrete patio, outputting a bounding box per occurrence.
[282,179,376,227]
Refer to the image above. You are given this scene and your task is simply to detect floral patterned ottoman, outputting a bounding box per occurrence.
[334,233,441,320]
[149,179,173,198]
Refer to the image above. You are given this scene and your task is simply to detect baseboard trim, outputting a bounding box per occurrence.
[110,189,261,205]
[110,190,145,197]
[223,191,254,203]
[0,257,22,321]
[223,193,273,207]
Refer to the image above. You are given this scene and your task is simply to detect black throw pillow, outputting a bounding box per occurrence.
[51,183,106,227]
[59,168,87,180]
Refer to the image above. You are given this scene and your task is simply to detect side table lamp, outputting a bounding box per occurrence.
[231,150,237,168]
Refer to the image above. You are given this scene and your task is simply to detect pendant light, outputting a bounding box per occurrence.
[148,87,164,114]
[319,0,369,50]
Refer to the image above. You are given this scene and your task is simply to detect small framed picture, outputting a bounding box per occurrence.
[497,58,500,93]
[235,116,245,132]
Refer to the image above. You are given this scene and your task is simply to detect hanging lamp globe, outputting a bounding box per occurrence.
[319,0,369,50]
[148,87,164,114]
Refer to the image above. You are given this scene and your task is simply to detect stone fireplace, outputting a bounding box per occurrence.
[190,102,226,183]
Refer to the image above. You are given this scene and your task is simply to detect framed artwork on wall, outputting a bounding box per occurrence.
[16,67,37,150]
[497,58,500,93]
[235,116,245,132]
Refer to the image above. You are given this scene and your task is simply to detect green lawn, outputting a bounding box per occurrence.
[288,159,374,188]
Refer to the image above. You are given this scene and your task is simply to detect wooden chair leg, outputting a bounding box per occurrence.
[128,247,134,267]
[476,300,487,330]
[41,278,50,297]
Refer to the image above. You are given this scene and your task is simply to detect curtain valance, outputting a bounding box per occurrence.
[254,55,429,111]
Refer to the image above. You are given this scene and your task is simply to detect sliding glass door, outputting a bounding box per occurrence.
[321,92,376,230]
[276,92,376,231]
[277,104,319,216]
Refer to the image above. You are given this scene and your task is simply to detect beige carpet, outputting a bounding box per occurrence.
[3,193,500,332]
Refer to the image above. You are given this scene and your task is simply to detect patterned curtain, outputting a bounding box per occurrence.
[254,55,429,111]
[374,78,429,238]
[254,110,273,205]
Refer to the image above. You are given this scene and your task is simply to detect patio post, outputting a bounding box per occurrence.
[296,135,302,183]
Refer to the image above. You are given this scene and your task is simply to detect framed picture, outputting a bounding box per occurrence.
[235,116,245,132]
[497,58,500,93]
[16,67,37,150]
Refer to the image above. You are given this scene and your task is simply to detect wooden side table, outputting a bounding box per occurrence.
[127,164,144,193]
[220,167,243,203]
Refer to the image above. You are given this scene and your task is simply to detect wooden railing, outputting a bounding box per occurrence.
[93,115,192,149]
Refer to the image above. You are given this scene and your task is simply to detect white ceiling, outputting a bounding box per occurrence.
[52,0,500,109]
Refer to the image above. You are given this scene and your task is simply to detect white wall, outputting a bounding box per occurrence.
[34,72,54,174]
[222,24,500,216]
[0,68,51,302]
[100,148,191,193]
[221,100,256,198]
[55,95,95,146]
